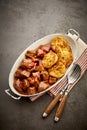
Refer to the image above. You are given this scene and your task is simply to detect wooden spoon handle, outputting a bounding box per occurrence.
[43,92,63,117]
[54,92,68,122]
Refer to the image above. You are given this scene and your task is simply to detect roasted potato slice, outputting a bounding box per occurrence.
[51,36,68,52]
[51,36,73,67]
[49,62,66,78]
[57,46,73,67]
[42,51,58,68]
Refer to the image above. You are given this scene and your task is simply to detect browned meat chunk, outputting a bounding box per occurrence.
[23,79,30,88]
[40,70,49,81]
[20,59,35,69]
[30,65,45,72]
[21,70,30,78]
[14,69,22,78]
[14,69,30,78]
[31,58,39,65]
[38,81,50,92]
[27,86,36,95]
[27,77,35,85]
[25,50,36,58]
[38,60,42,66]
[14,79,23,92]
[49,77,57,84]
[27,75,40,88]
[34,76,40,88]
[35,65,45,71]
[37,48,45,57]
[40,43,51,52]
[32,57,39,62]
[32,72,40,79]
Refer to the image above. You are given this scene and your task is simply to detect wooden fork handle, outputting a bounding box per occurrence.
[55,92,68,121]
[44,93,63,115]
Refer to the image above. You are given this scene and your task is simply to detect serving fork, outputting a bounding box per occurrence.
[42,64,81,122]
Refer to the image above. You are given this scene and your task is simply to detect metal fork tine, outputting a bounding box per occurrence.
[68,65,81,84]
[72,71,80,80]
[72,66,81,77]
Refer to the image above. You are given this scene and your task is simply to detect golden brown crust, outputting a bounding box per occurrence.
[51,36,68,52]
[42,51,58,68]
[48,62,66,78]
[51,36,73,67]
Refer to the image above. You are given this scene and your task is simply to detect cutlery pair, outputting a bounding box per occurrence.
[42,64,81,122]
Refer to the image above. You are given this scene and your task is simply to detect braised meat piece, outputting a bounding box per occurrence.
[27,75,40,88]
[49,76,57,84]
[40,70,49,81]
[14,69,22,78]
[14,69,30,78]
[14,79,23,92]
[32,58,39,65]
[34,76,40,88]
[32,71,40,87]
[32,72,40,79]
[23,79,30,88]
[25,50,36,58]
[27,86,36,95]
[40,43,51,52]
[35,65,45,72]
[30,65,45,72]
[38,81,50,92]
[20,59,35,69]
[21,70,30,78]
[38,60,42,66]
[37,48,45,57]
[27,77,35,85]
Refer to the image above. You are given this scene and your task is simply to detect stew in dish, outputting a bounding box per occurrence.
[13,36,73,95]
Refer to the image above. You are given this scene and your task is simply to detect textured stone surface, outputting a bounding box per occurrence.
[0,0,87,130]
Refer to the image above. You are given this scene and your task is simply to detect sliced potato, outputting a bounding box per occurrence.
[49,62,66,78]
[42,51,58,68]
[57,46,73,67]
[51,36,68,52]
[51,36,73,67]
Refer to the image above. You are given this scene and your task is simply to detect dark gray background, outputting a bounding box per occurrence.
[0,0,87,130]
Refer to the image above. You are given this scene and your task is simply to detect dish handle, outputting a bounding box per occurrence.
[5,89,21,100]
[67,29,80,41]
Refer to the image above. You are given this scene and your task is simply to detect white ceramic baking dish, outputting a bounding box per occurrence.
[5,29,80,100]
